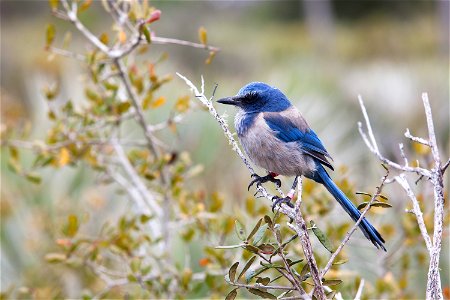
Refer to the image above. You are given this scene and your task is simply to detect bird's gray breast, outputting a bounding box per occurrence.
[235,112,316,176]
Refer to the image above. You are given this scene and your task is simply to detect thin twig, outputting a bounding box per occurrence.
[358,96,432,179]
[152,36,220,52]
[354,278,365,300]
[394,174,432,251]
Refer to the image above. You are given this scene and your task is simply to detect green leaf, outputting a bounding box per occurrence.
[300,263,310,279]
[247,288,276,299]
[234,220,246,241]
[310,220,334,253]
[140,25,151,44]
[252,224,268,245]
[256,277,271,286]
[45,252,66,263]
[288,258,304,267]
[247,218,262,241]
[64,215,79,238]
[225,288,238,300]
[243,244,259,254]
[116,102,131,114]
[263,215,273,228]
[238,256,256,281]
[228,262,239,283]
[25,172,42,184]
[332,259,348,265]
[357,200,392,210]
[322,279,343,286]
[46,23,56,48]
[245,267,268,283]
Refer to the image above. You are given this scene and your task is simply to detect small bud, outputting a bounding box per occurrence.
[146,10,161,24]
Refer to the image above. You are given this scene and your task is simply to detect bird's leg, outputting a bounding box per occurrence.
[272,176,299,212]
[248,172,281,191]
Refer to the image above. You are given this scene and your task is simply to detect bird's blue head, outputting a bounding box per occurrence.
[217,82,292,113]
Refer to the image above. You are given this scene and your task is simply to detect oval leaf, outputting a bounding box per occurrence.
[252,224,268,245]
[247,218,262,241]
[310,220,334,253]
[225,288,238,300]
[238,256,256,280]
[247,288,276,299]
[228,262,239,283]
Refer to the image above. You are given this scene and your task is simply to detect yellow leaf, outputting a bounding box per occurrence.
[118,30,127,44]
[205,50,216,65]
[198,26,207,45]
[175,95,190,112]
[58,147,71,167]
[48,0,59,11]
[412,143,430,155]
[79,0,92,12]
[151,96,166,108]
[99,33,109,45]
[45,23,56,49]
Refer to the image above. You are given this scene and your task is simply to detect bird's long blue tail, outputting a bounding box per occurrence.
[313,165,386,251]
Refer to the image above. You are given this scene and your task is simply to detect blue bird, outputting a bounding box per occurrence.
[217,82,386,251]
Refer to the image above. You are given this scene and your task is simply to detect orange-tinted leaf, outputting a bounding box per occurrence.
[175,95,190,112]
[151,96,166,109]
[198,26,207,45]
[79,0,92,12]
[118,30,127,44]
[58,147,71,167]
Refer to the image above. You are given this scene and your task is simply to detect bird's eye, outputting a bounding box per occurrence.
[243,91,258,102]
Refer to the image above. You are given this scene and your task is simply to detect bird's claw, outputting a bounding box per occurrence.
[248,173,282,191]
[271,196,294,213]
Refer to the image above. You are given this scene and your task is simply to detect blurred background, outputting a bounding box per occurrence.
[1,0,449,298]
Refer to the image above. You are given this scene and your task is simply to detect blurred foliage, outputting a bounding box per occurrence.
[1,0,448,299]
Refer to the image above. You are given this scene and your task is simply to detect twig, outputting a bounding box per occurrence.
[358,95,432,179]
[152,36,220,52]
[404,128,430,146]
[354,278,365,300]
[394,174,432,251]
[112,142,162,216]
[321,170,388,278]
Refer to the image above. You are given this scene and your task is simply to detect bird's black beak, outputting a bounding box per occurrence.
[217,96,238,106]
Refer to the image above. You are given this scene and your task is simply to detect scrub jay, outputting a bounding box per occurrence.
[217,82,386,251]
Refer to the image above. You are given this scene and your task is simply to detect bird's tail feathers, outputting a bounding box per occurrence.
[315,165,386,251]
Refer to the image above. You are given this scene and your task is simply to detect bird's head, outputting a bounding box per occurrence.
[217,82,292,113]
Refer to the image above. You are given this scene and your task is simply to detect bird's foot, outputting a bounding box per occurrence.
[248,173,281,191]
[271,195,294,213]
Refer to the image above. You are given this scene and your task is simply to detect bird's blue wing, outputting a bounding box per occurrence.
[263,112,334,170]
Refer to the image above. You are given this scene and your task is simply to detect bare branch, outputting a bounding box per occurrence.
[404,128,430,146]
[394,174,432,251]
[152,36,220,52]
[358,96,432,178]
[112,142,162,216]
